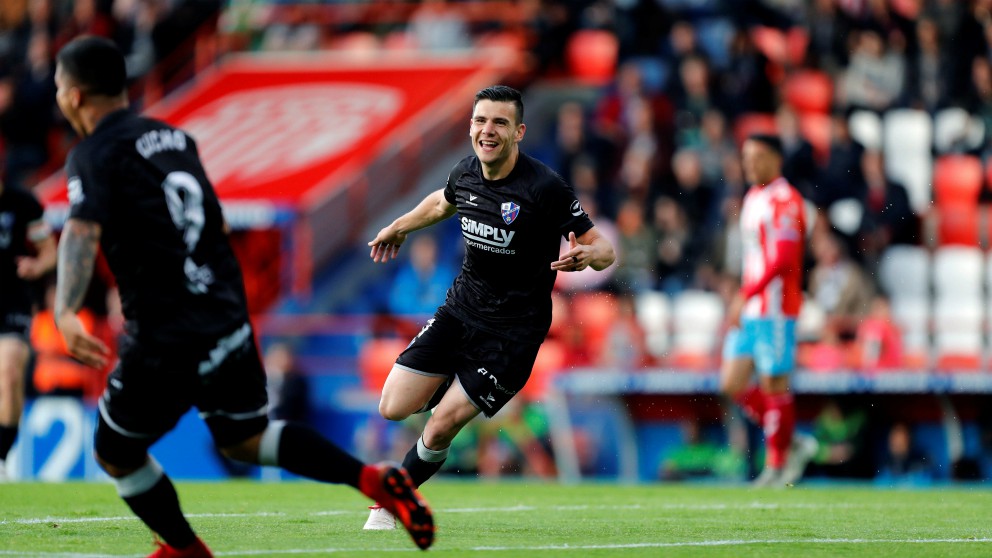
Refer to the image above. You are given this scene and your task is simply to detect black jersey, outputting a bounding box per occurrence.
[0,186,45,313]
[442,152,593,343]
[65,110,248,345]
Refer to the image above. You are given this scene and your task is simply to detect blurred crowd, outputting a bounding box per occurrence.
[0,0,219,191]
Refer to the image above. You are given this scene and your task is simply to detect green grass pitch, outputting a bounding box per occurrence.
[1,480,990,557]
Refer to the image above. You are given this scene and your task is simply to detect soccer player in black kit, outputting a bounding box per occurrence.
[365,85,616,529]
[52,37,433,557]
[0,179,56,480]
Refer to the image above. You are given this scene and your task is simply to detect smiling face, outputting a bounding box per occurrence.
[470,99,525,180]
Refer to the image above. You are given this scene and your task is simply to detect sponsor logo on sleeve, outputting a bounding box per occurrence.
[570,199,585,217]
[67,177,85,206]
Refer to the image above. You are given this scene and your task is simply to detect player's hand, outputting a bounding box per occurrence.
[16,256,46,280]
[56,313,111,369]
[368,226,408,263]
[551,231,587,272]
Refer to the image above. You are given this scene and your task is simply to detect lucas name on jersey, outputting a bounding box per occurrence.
[135,128,187,160]
[460,216,516,255]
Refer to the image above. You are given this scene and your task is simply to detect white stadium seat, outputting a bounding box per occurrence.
[878,246,930,299]
[849,110,883,150]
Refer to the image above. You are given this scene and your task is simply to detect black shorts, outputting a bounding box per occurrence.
[0,310,32,341]
[395,308,541,417]
[97,322,269,453]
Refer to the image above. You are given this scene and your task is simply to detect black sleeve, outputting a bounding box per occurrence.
[543,175,594,239]
[20,188,44,224]
[65,147,114,225]
[444,159,471,206]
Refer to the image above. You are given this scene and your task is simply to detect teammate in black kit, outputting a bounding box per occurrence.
[364,85,615,529]
[52,37,433,557]
[0,181,56,480]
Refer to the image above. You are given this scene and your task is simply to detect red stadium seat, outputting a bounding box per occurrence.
[936,203,980,246]
[750,26,787,65]
[784,70,833,114]
[358,338,409,393]
[565,30,618,84]
[519,339,568,402]
[933,155,983,207]
[733,112,778,146]
[569,291,619,359]
[786,27,809,66]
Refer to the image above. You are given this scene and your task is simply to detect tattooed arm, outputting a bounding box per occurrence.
[55,218,110,368]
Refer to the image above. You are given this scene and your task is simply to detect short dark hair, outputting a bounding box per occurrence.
[747,133,783,156]
[474,85,524,124]
[56,36,126,97]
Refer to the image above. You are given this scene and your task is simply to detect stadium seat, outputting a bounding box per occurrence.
[933,298,984,371]
[671,290,724,371]
[883,109,933,213]
[786,27,810,66]
[933,107,986,154]
[878,246,930,300]
[565,30,618,84]
[569,291,619,359]
[358,338,409,393]
[933,155,983,207]
[784,70,833,114]
[634,290,671,362]
[751,25,807,67]
[935,203,981,247]
[933,246,983,299]
[733,112,778,146]
[848,110,883,150]
[520,338,568,402]
[889,297,931,370]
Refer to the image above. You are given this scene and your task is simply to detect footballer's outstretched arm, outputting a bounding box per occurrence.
[551,227,616,273]
[55,218,110,368]
[369,189,456,263]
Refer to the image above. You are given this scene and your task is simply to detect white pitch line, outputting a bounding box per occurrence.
[0,502,883,526]
[3,538,991,558]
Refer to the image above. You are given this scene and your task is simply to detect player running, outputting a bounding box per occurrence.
[364,85,615,529]
[53,37,433,556]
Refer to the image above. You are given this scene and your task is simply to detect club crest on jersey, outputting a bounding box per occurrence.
[501,202,520,225]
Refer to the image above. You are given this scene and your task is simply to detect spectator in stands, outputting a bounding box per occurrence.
[670,55,723,147]
[855,294,903,372]
[809,227,874,341]
[857,149,919,270]
[876,422,934,485]
[840,28,905,113]
[263,342,309,424]
[652,196,696,296]
[597,289,647,369]
[31,280,103,400]
[408,0,471,51]
[695,109,735,185]
[808,399,872,479]
[659,419,746,482]
[476,399,556,479]
[114,0,171,79]
[0,30,56,190]
[614,102,659,205]
[258,3,321,53]
[386,233,456,318]
[813,113,864,209]
[611,197,657,293]
[54,0,115,54]
[721,27,776,117]
[776,104,819,200]
[805,0,852,72]
[664,147,718,237]
[903,17,954,112]
[967,57,992,155]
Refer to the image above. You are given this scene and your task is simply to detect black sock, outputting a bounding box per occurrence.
[402,437,448,487]
[123,475,196,549]
[276,423,364,487]
[0,424,18,461]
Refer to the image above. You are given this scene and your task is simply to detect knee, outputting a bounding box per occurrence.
[422,417,459,449]
[378,398,413,422]
[219,436,261,464]
[94,451,139,479]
